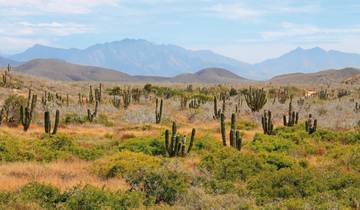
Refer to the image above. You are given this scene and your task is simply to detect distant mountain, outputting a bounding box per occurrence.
[172,68,248,83]
[255,47,360,79]
[269,67,360,85]
[9,42,360,80]
[11,39,254,78]
[15,59,132,81]
[14,59,248,84]
[0,56,19,67]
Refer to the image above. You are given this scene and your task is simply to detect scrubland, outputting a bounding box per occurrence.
[0,70,359,209]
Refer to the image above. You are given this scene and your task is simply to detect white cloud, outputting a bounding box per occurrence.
[0,22,93,36]
[206,3,263,20]
[0,0,119,15]
[261,22,360,40]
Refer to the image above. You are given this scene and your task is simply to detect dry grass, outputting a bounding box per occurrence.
[0,161,129,192]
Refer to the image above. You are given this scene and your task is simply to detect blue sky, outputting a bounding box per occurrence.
[0,0,359,63]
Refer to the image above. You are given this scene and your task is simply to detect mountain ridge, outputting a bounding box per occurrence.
[7,40,360,80]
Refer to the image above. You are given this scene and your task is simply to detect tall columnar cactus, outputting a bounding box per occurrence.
[220,113,226,146]
[283,96,299,127]
[262,110,274,135]
[87,101,98,122]
[220,113,242,150]
[180,95,188,110]
[165,121,196,157]
[44,110,60,135]
[89,85,94,104]
[122,89,131,109]
[20,89,37,131]
[244,87,267,112]
[305,114,317,134]
[213,96,221,120]
[155,98,163,124]
[112,96,121,109]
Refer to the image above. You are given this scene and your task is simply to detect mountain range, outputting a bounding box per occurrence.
[4,39,360,80]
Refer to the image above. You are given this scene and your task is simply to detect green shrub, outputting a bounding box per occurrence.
[63,113,87,125]
[2,94,26,126]
[252,133,296,153]
[118,137,166,156]
[200,148,265,182]
[20,182,61,209]
[248,167,326,204]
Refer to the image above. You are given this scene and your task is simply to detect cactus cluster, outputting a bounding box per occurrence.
[318,89,329,100]
[112,96,121,109]
[189,98,200,109]
[244,87,267,112]
[277,88,289,104]
[87,101,98,122]
[180,95,188,110]
[44,110,60,135]
[1,64,11,87]
[164,122,196,157]
[20,89,37,131]
[283,96,299,127]
[220,113,242,150]
[213,96,225,120]
[337,89,350,99]
[261,110,274,135]
[155,98,163,124]
[305,114,317,134]
[122,89,131,109]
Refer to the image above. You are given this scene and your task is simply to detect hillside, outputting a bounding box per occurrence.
[172,68,248,83]
[15,59,132,81]
[10,39,254,78]
[269,67,360,85]
[13,59,249,84]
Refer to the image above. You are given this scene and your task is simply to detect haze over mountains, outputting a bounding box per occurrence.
[4,39,360,80]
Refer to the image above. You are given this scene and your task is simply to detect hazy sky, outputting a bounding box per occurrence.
[0,0,359,63]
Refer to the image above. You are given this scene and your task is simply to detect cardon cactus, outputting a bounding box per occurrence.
[20,89,37,131]
[44,110,60,135]
[165,121,196,157]
[283,96,299,127]
[87,101,98,122]
[262,110,274,135]
[305,114,317,134]
[244,87,267,112]
[213,96,222,120]
[220,112,242,150]
[155,98,163,124]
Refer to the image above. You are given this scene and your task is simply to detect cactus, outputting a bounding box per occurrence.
[155,98,163,124]
[20,89,37,131]
[87,101,98,122]
[220,113,226,146]
[318,89,329,100]
[213,96,221,120]
[180,95,188,110]
[305,114,317,134]
[0,108,4,126]
[355,102,360,113]
[165,121,196,157]
[262,110,274,135]
[112,96,121,109]
[220,112,242,150]
[189,98,200,109]
[283,96,299,127]
[122,89,131,109]
[44,110,60,135]
[89,85,94,104]
[244,87,267,112]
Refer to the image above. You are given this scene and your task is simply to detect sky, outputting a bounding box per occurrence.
[0,0,360,63]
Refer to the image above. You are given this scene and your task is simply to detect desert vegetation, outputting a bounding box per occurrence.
[0,68,360,209]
